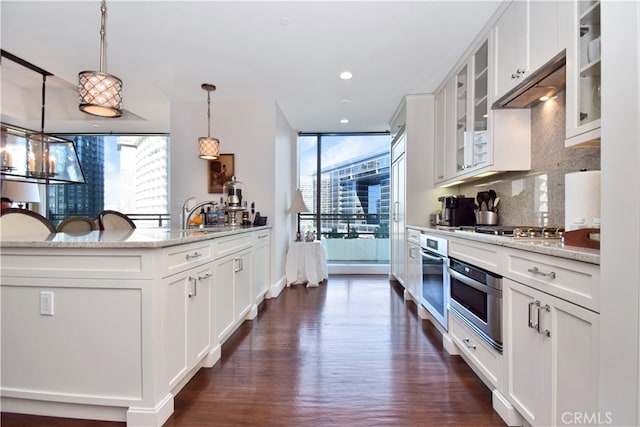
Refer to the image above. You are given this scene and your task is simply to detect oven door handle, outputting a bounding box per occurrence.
[449,268,502,298]
[420,251,444,262]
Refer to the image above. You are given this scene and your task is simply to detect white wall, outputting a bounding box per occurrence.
[170,97,296,289]
[599,2,640,425]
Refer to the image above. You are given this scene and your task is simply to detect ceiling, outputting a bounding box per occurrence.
[1,1,502,135]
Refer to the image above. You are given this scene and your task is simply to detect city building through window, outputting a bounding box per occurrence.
[47,135,169,228]
[298,133,390,266]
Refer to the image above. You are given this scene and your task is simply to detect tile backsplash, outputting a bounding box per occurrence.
[458,91,600,228]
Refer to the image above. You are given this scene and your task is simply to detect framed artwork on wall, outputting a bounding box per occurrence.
[208,154,234,193]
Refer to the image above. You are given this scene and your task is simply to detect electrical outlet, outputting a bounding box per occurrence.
[40,291,54,316]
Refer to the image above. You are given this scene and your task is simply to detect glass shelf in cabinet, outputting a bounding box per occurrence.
[580,2,600,24]
[580,59,601,77]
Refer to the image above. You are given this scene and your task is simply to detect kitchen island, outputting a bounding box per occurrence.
[0,226,272,427]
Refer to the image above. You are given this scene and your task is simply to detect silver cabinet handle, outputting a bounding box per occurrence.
[186,251,202,260]
[537,304,551,337]
[234,257,242,273]
[188,275,197,298]
[528,300,540,329]
[462,338,476,350]
[258,234,268,239]
[527,266,556,279]
[198,272,212,281]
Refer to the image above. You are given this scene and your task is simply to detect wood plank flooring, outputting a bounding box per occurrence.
[1,275,505,426]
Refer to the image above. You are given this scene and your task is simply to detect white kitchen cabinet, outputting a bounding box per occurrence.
[163,263,212,391]
[434,85,448,182]
[252,229,270,306]
[494,0,528,98]
[449,310,503,391]
[390,134,406,286]
[565,0,601,147]
[435,34,530,187]
[214,245,252,343]
[493,0,565,100]
[529,0,566,74]
[504,278,599,426]
[453,39,490,174]
[406,228,421,303]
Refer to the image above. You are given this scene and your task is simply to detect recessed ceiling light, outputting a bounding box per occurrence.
[340,119,349,124]
[339,98,352,104]
[340,71,353,80]
[539,95,550,101]
[279,17,291,25]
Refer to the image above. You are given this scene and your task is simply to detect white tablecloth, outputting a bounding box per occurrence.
[285,241,328,287]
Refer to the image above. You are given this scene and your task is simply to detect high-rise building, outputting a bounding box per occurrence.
[47,136,104,224]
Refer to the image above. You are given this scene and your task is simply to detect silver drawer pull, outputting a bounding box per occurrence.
[186,251,202,260]
[463,338,476,350]
[527,266,556,279]
[197,272,212,280]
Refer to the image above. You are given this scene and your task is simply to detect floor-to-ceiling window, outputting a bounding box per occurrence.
[298,133,390,266]
[47,134,169,228]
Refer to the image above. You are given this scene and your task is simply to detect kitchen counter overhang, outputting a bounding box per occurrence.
[410,225,600,265]
[0,225,270,249]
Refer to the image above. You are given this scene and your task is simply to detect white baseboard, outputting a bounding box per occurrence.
[492,389,523,426]
[269,276,287,298]
[1,397,127,422]
[327,264,389,275]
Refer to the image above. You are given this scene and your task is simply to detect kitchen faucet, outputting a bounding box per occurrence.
[181,197,219,229]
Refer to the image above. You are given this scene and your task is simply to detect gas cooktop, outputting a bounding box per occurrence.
[457,225,565,240]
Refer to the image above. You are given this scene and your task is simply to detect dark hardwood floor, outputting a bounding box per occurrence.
[1,275,505,426]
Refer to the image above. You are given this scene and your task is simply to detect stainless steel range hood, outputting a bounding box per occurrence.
[492,50,566,109]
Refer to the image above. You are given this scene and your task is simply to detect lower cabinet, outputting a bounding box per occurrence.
[504,278,599,427]
[252,230,270,304]
[449,311,503,390]
[214,247,252,343]
[406,238,421,302]
[163,264,212,390]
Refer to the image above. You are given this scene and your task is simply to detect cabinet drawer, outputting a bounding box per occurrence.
[254,229,270,243]
[449,238,503,274]
[407,228,420,243]
[504,248,599,313]
[1,248,152,280]
[162,241,213,277]
[449,311,502,390]
[214,233,253,259]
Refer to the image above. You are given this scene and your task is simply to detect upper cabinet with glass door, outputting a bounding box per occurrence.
[473,41,489,168]
[566,0,601,146]
[455,64,470,173]
[434,32,531,187]
[454,40,489,175]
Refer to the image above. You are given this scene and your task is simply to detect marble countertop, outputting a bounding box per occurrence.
[407,225,600,265]
[0,225,270,249]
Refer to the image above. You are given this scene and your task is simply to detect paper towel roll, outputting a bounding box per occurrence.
[565,170,601,231]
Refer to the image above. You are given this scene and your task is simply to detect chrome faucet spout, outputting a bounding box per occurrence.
[181,196,196,229]
[183,200,219,229]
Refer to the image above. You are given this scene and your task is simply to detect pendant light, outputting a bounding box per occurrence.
[198,83,220,160]
[78,0,123,118]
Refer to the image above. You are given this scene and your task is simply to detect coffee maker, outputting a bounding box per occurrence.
[438,195,476,227]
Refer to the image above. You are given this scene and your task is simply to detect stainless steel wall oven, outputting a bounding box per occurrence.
[448,258,503,353]
[419,233,449,330]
